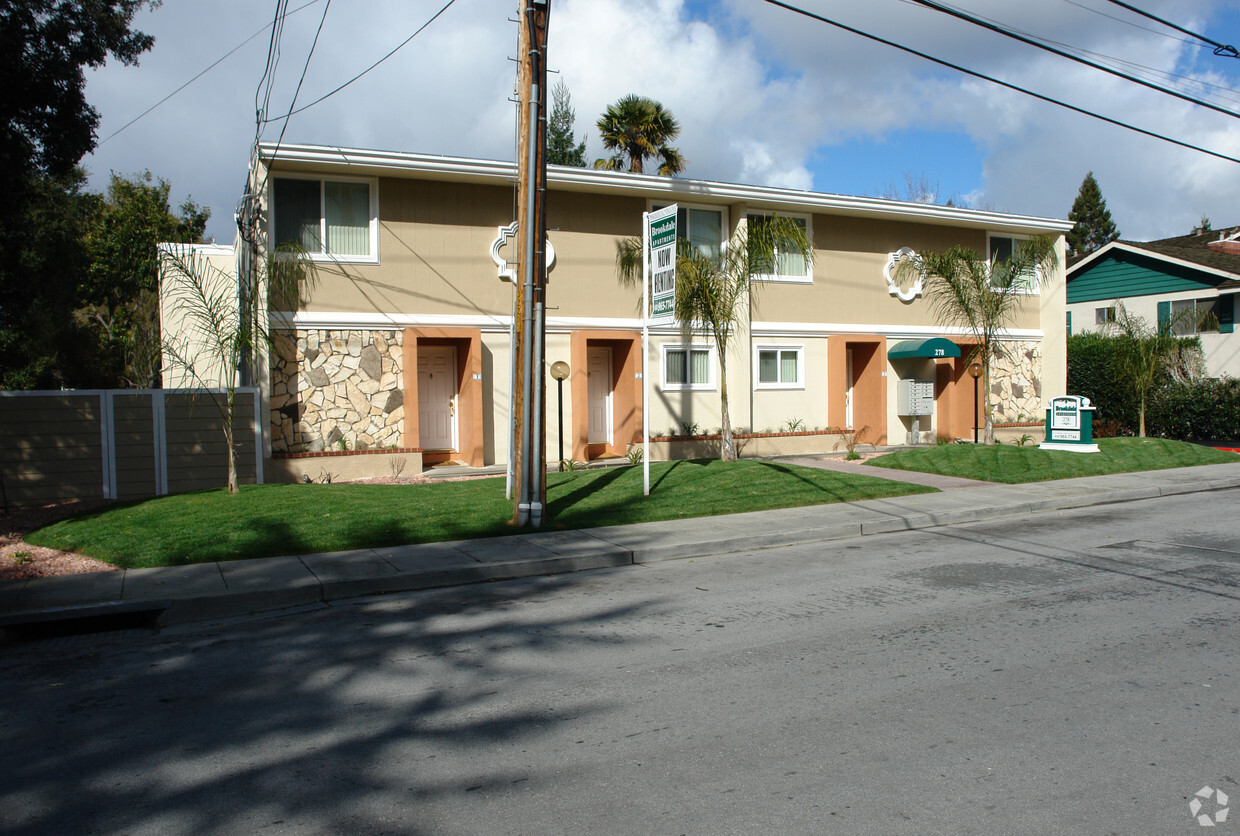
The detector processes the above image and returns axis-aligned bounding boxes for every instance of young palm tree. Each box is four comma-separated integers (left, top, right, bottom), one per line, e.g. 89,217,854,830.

899,236,1056,444
617,216,812,461
161,243,314,493
1104,302,1204,437
593,95,686,176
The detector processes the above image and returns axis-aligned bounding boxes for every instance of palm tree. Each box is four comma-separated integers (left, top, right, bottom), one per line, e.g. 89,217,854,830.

593,95,686,176
617,216,812,461
1104,302,1204,437
899,237,1057,444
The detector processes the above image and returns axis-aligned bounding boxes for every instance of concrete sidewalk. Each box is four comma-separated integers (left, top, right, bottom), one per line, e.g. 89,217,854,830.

3,461,1239,631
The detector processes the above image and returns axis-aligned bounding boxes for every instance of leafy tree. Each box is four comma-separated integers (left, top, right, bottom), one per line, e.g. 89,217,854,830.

79,171,209,387
1066,172,1119,258
617,217,813,461
593,95,686,175
900,237,1057,444
161,245,314,493
0,0,158,388
0,169,96,389
547,79,587,167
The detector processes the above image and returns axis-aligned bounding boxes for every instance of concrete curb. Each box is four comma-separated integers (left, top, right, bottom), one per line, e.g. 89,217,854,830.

4,463,1240,630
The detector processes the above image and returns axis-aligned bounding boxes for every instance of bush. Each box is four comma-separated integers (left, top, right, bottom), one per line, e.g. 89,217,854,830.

1146,377,1240,440
1066,332,1141,433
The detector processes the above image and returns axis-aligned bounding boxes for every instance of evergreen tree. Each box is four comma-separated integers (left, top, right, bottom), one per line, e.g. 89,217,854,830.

1066,172,1120,258
547,80,587,167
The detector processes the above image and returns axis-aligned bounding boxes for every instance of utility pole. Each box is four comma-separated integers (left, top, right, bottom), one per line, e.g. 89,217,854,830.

512,0,549,527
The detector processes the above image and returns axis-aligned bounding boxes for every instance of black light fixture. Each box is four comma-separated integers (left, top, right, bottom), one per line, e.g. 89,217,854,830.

550,361,570,469
967,361,983,443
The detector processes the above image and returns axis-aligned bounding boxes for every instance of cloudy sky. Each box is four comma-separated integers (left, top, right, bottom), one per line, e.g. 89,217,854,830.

82,0,1240,244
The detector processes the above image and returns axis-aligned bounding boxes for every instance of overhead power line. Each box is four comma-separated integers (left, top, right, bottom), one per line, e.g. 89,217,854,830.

1103,0,1239,58
98,0,325,146
260,0,458,123
760,0,1240,166
906,0,1240,120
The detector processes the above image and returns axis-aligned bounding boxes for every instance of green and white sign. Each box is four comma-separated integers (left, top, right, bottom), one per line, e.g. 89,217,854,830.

1040,395,1099,452
648,204,677,322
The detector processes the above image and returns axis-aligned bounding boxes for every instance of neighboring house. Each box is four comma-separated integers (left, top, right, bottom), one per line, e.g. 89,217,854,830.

162,142,1068,476
1067,227,1239,378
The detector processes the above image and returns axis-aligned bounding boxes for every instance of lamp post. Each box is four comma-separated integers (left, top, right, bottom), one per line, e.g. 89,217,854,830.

968,361,982,444
550,361,570,469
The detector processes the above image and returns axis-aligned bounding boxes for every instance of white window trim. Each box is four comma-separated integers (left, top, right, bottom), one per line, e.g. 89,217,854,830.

748,212,814,284
270,173,380,265
661,343,716,392
649,200,729,261
987,233,1041,295
753,343,805,390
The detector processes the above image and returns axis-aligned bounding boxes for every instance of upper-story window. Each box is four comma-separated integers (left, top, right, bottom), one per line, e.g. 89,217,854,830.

747,213,812,283
272,176,378,261
988,234,1039,293
653,203,725,262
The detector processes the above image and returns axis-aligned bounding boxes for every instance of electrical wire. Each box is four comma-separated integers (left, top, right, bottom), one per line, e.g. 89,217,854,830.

1102,0,1239,58
256,0,290,135
905,0,1240,119
256,0,333,199
760,0,1240,166
260,0,458,124
902,0,1240,106
99,0,325,146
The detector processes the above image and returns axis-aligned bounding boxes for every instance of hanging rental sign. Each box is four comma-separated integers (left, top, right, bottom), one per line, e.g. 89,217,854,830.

648,204,677,322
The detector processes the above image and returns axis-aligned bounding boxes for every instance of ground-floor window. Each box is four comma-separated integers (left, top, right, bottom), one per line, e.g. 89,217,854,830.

662,345,714,391
754,344,803,389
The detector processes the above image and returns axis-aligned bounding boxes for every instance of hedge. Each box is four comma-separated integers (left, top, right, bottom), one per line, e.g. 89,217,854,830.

1066,332,1225,438
1146,378,1240,440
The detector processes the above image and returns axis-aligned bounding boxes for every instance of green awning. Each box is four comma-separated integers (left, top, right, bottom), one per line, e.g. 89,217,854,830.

888,338,962,360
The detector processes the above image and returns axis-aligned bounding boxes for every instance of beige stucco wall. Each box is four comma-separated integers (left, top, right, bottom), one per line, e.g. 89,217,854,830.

251,155,1067,464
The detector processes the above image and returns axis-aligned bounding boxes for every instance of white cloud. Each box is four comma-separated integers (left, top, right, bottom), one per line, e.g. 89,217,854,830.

80,0,1240,243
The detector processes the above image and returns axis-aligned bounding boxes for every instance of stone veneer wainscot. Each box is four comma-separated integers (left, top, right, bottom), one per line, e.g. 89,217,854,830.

270,329,404,452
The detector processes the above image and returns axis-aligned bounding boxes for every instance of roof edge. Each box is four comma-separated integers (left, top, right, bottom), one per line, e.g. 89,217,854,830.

257,142,1070,234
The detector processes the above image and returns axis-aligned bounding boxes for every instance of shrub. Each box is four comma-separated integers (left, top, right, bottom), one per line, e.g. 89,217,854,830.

1146,377,1240,440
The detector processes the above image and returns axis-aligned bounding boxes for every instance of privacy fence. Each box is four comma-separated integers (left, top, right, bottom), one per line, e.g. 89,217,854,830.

0,388,262,505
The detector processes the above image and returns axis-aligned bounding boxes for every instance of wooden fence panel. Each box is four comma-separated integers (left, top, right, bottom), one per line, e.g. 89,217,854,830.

0,393,106,504
0,388,261,505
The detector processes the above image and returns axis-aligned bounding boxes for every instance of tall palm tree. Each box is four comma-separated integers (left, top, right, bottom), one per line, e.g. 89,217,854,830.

593,95,686,176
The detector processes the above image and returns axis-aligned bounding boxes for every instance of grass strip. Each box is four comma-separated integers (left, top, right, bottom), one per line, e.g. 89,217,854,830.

27,459,935,568
867,436,1239,484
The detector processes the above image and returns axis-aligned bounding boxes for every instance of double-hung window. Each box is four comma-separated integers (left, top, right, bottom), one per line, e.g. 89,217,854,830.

747,213,812,282
755,345,803,389
273,176,377,261
663,345,714,391
988,234,1039,293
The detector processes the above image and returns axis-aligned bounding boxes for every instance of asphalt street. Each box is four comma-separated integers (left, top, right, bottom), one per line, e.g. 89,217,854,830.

2,488,1239,834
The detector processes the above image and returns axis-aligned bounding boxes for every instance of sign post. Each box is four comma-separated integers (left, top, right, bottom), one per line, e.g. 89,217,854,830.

643,205,676,496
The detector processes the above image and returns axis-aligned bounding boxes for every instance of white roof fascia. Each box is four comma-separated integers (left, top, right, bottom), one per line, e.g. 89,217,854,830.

258,142,1070,235
1068,240,1240,284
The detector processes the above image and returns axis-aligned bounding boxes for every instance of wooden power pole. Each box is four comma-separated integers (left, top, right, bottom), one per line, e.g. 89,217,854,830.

512,0,549,526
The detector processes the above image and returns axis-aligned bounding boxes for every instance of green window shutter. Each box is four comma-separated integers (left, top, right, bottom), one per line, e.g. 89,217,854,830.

1066,311,1072,335
1218,293,1235,334
1157,300,1171,331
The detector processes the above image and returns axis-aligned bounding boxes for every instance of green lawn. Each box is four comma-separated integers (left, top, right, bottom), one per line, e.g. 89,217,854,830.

867,436,1240,484
28,459,935,569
